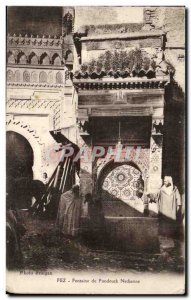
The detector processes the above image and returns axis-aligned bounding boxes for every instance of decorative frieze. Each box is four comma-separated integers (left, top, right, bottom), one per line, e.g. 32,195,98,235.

152,119,164,135
6,116,44,146
6,68,65,86
7,49,63,66
7,34,74,67
7,98,62,130
7,34,63,49
84,37,163,52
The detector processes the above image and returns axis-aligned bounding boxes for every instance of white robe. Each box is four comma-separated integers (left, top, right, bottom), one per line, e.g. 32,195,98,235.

158,186,181,220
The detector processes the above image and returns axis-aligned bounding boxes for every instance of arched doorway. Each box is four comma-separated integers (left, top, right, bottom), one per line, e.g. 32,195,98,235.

97,161,144,217
6,131,34,208
6,131,34,179
93,161,159,252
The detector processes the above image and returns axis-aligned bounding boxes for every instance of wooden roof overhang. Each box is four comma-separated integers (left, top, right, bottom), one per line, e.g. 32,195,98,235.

74,76,170,120
73,75,170,91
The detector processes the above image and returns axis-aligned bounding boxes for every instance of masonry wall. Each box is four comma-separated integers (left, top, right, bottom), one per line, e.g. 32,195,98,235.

144,7,185,192
144,6,185,90
7,7,62,36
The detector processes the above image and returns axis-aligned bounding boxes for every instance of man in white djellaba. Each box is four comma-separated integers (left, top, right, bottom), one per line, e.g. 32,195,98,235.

148,176,182,238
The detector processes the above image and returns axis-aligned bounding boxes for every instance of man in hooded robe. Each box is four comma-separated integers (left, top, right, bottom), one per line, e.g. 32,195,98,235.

157,176,182,238
56,185,81,237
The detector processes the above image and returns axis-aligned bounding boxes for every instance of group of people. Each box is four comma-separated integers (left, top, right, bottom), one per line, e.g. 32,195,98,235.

56,176,184,242
56,185,104,239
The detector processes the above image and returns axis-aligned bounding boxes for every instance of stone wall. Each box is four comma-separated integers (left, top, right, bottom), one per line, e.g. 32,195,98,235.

6,6,77,183
7,7,62,36
144,7,185,90
6,75,78,182
144,7,185,46
143,7,185,191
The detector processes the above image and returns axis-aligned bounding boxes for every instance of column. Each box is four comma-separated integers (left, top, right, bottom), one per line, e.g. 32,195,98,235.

77,120,93,220
148,108,164,194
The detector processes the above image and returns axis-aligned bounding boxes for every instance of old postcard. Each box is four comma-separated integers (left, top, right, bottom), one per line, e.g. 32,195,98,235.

6,6,186,294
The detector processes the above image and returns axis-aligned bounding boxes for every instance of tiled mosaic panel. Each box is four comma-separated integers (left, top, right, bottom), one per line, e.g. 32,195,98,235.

96,148,150,179
102,164,141,202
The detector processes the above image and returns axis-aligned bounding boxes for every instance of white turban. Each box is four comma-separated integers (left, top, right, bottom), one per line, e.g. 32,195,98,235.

163,176,174,195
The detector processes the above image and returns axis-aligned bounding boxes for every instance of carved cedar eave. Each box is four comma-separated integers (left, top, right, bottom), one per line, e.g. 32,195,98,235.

73,76,170,91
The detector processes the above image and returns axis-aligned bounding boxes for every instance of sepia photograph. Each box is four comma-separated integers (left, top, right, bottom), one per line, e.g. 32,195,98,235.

5,5,186,294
